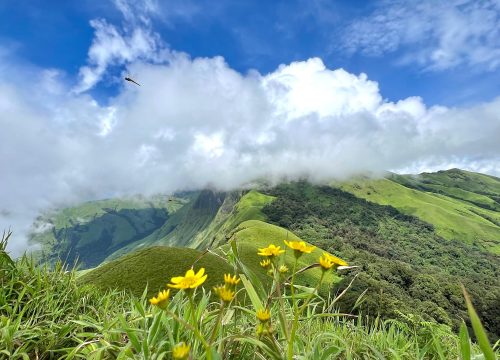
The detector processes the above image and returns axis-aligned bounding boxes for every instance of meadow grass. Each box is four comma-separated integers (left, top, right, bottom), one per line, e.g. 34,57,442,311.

225,220,338,295
78,246,234,298
80,218,338,298
338,178,500,254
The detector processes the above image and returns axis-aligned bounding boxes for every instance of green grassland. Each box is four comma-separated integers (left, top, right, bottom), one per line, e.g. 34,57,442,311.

78,246,233,297
338,175,500,254
394,168,500,196
227,220,337,294
390,168,500,210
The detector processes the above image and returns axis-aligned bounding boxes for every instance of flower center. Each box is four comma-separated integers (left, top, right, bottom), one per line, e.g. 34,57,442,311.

181,276,197,287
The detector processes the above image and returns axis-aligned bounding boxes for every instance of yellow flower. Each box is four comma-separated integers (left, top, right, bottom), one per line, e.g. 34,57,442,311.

149,289,170,308
284,240,315,256
324,253,348,267
256,308,271,322
257,244,285,257
319,254,334,271
214,285,235,303
172,342,190,359
224,274,240,288
278,265,289,274
260,259,271,268
168,268,207,290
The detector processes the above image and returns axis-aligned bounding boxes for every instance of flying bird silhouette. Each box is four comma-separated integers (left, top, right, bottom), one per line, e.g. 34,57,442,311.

124,77,141,86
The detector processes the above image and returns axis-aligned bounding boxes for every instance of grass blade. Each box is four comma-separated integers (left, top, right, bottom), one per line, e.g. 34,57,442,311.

459,322,471,360
239,274,263,311
461,285,495,360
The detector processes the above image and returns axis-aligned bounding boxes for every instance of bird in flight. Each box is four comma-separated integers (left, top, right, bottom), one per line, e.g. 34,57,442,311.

124,77,141,86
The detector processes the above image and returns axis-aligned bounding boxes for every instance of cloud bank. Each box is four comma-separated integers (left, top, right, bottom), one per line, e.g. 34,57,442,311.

1,5,500,255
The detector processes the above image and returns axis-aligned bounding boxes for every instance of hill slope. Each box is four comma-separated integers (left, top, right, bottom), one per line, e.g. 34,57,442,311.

227,219,338,293
104,190,227,261
338,169,500,254
78,246,234,297
30,195,176,268
31,191,230,268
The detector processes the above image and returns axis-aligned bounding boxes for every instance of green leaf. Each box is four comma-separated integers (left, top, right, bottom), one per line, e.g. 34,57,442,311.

147,311,163,346
239,274,263,311
209,346,222,360
459,322,471,360
461,285,495,360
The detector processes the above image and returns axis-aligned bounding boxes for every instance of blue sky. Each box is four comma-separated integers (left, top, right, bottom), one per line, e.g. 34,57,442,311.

1,0,499,106
1,0,500,254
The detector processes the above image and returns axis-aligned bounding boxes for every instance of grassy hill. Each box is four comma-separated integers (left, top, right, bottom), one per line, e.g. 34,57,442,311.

391,169,500,210
79,219,339,298
28,169,500,339
226,220,337,294
78,246,234,297
338,169,500,254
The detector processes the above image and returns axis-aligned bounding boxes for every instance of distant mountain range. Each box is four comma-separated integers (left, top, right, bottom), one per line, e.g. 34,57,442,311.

31,168,500,267
29,169,500,338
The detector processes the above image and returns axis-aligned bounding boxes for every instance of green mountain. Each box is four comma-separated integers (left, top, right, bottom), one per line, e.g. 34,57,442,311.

30,169,500,339
30,195,176,268
30,190,230,267
78,191,337,298
338,169,500,254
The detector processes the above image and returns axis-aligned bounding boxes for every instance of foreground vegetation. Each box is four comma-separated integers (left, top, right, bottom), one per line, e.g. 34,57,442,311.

2,231,498,359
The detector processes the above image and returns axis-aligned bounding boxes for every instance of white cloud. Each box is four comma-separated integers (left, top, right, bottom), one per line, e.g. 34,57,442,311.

74,0,204,93
1,50,500,256
74,18,167,93
113,0,159,25
342,0,500,71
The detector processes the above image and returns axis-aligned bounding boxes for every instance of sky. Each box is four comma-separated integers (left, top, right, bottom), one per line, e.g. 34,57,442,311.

0,0,499,254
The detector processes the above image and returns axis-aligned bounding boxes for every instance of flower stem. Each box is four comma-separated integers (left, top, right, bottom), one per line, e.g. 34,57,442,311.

275,269,289,341
187,293,212,359
299,271,325,314
287,258,298,360
209,302,225,344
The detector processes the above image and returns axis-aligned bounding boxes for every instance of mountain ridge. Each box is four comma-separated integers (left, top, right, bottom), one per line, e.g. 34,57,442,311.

28,168,500,338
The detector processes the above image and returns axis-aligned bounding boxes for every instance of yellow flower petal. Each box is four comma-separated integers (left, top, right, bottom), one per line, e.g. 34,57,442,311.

324,253,348,266
185,268,195,277
172,342,190,359
170,276,184,284
256,308,271,322
168,267,208,290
